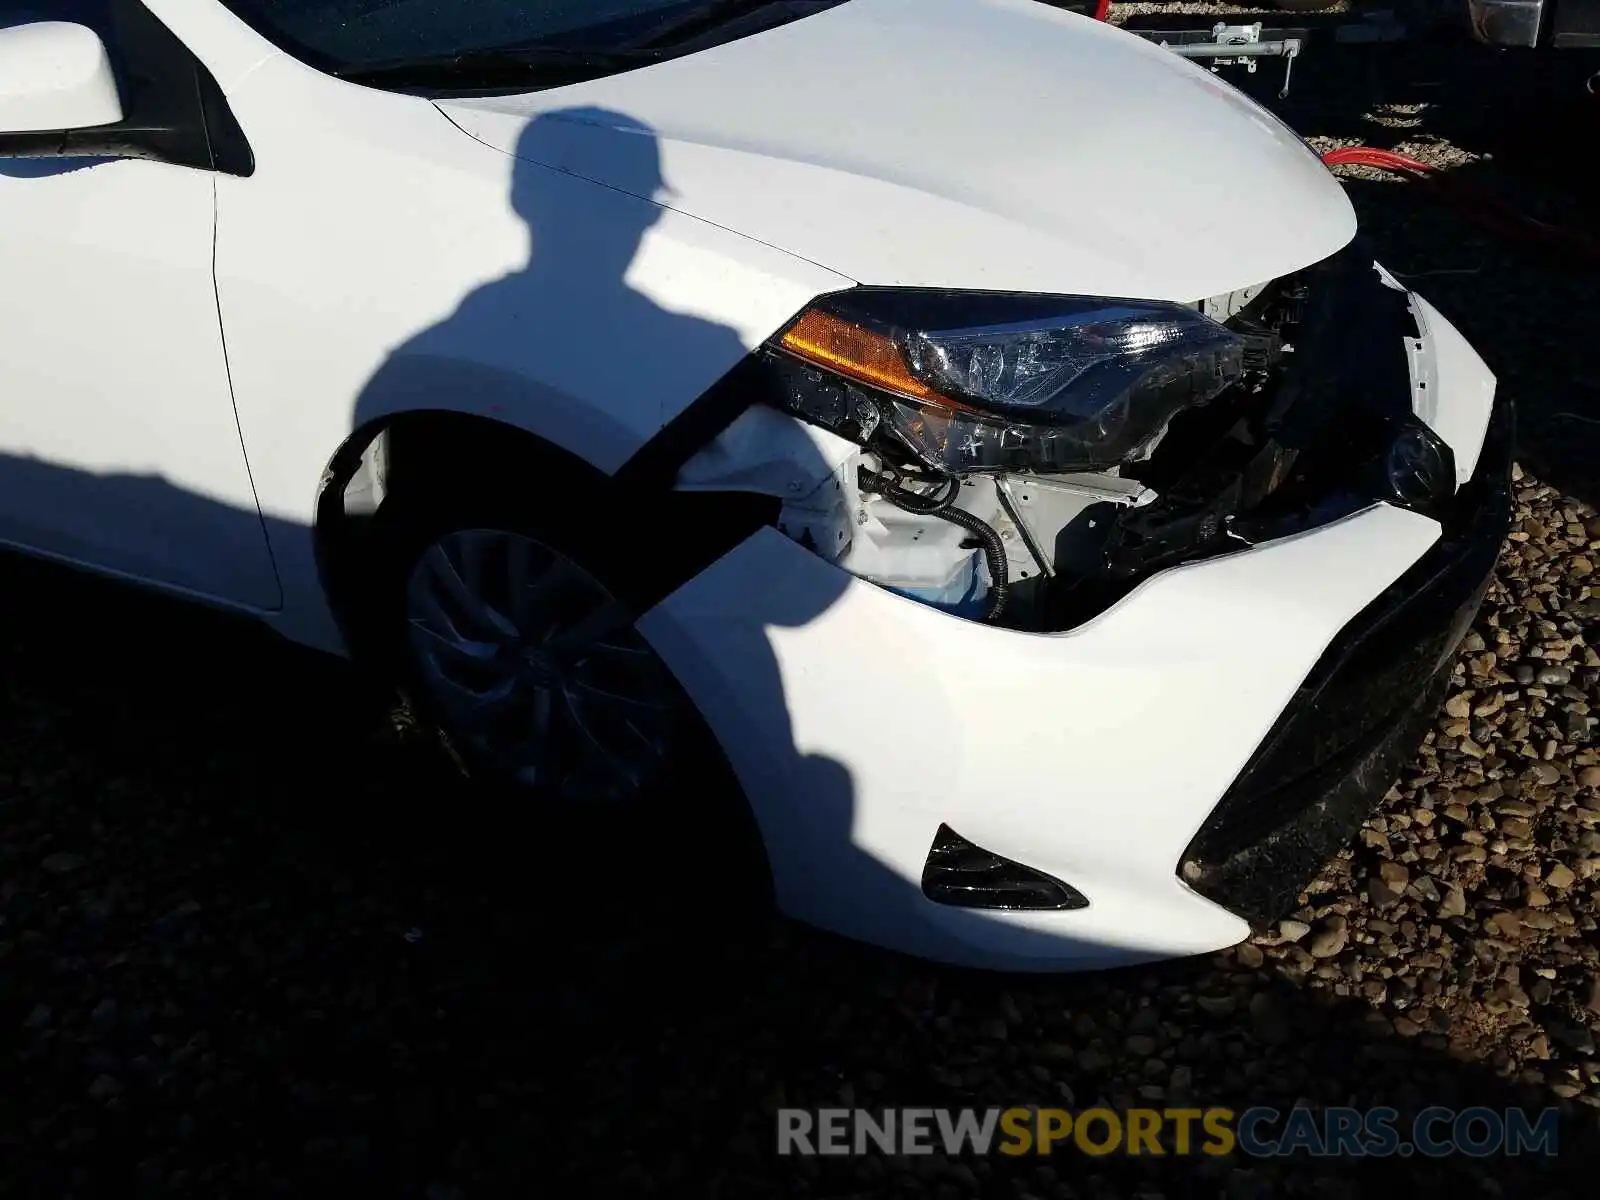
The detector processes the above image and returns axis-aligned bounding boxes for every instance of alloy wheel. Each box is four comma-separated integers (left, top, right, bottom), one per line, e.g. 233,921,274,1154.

403,528,678,800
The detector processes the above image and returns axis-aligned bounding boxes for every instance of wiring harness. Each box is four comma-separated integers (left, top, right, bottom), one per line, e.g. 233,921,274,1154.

857,465,1012,623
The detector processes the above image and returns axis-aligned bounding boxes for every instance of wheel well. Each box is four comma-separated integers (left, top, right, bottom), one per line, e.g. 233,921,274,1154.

317,407,781,656
315,411,603,640
314,410,776,897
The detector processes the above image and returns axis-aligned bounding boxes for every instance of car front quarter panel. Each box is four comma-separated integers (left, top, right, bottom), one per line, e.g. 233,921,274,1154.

200,48,848,649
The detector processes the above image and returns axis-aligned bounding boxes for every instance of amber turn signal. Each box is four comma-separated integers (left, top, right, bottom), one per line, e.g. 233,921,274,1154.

778,308,941,403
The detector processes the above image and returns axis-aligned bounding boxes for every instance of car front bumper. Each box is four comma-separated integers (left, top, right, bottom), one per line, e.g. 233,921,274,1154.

1181,393,1513,927
639,275,1506,973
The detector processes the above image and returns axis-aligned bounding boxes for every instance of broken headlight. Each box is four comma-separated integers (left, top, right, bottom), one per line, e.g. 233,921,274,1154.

765,288,1245,475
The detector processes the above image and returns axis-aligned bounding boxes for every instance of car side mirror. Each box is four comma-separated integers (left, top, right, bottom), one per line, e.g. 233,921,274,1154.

0,21,124,134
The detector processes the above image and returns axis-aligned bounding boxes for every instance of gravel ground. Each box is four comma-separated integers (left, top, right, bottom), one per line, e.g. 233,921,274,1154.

5,19,1600,1200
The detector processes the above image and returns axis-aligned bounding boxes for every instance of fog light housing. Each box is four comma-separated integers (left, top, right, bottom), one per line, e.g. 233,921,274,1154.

920,825,1088,911
1386,424,1455,511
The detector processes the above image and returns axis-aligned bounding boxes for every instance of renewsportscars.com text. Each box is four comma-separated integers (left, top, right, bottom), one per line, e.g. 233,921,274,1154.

777,1105,1560,1158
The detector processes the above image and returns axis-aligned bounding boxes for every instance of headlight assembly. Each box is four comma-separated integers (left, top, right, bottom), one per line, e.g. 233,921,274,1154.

763,287,1245,475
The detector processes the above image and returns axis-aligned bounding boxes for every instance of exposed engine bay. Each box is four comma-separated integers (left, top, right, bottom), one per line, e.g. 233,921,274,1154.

678,244,1439,633
773,277,1296,632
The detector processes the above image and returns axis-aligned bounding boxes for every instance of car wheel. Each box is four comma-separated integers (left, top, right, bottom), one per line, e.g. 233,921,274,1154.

364,482,699,806
351,458,775,913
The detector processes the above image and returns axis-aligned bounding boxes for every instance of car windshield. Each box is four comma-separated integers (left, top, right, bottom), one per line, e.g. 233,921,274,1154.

215,0,829,76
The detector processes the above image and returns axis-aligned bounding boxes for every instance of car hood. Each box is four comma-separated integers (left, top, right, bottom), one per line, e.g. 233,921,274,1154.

435,0,1355,303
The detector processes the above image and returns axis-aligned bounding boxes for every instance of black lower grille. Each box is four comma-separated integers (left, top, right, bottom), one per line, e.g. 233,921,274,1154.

1181,396,1515,927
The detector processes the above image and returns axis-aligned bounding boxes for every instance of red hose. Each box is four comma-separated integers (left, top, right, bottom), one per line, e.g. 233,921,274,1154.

1319,145,1600,266
1093,0,1112,20
1319,146,1436,173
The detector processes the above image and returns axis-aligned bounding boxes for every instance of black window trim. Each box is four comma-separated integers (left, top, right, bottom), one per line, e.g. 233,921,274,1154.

0,0,254,177
194,0,708,81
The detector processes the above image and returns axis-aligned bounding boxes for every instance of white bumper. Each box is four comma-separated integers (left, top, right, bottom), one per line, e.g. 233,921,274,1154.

638,292,1497,972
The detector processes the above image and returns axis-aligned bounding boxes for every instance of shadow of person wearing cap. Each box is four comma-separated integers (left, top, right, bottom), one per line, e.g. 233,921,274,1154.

346,107,881,959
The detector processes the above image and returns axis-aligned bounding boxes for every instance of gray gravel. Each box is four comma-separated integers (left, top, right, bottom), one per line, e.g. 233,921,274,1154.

4,20,1600,1200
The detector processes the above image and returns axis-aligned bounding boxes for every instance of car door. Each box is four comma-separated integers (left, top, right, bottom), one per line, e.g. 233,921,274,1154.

0,0,279,608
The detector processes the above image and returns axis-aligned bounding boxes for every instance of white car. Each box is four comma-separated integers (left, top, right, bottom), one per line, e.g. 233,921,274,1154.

0,0,1509,971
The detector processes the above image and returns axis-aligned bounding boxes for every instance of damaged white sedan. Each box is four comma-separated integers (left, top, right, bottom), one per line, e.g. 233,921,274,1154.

0,0,1509,970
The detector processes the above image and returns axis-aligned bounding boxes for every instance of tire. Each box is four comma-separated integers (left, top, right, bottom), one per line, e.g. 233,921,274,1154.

354,464,772,901
374,502,672,782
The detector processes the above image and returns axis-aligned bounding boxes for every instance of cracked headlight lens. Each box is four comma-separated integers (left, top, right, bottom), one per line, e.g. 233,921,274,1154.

766,287,1245,474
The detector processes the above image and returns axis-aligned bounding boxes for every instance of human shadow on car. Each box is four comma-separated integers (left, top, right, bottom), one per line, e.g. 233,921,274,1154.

340,107,1166,971
0,108,1598,1196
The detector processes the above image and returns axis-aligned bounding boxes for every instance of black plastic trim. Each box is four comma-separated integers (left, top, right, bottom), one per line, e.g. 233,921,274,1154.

1179,396,1515,928
194,55,255,177
921,824,1089,911
0,0,254,177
